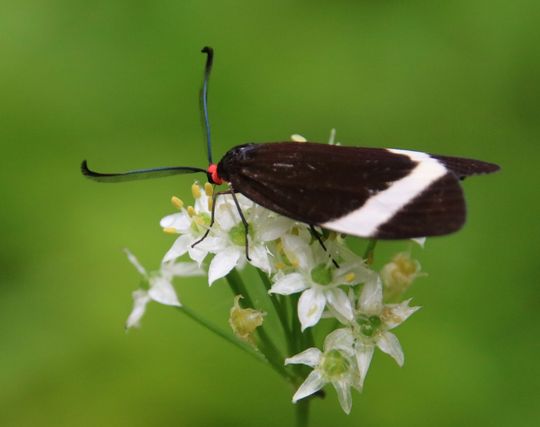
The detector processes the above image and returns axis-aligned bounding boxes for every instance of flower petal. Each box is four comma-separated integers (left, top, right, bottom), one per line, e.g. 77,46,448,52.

298,288,326,330
354,342,374,388
377,331,404,366
124,249,147,277
285,347,322,367
269,273,307,295
164,261,205,277
233,193,253,211
384,299,421,330
335,261,373,286
325,288,354,322
281,234,313,271
162,235,192,263
248,244,272,273
332,379,353,414
148,276,181,306
187,244,209,266
257,215,294,242
193,235,225,255
194,192,210,213
208,249,241,286
126,290,151,329
411,237,426,247
358,276,383,315
324,328,355,356
215,199,241,230
160,212,190,232
292,370,326,403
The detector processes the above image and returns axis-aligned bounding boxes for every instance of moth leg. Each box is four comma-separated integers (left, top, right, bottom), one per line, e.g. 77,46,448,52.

229,191,251,261
309,225,339,268
191,189,233,249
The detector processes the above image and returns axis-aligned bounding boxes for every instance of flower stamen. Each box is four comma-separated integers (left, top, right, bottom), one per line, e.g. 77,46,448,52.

345,272,356,283
204,182,213,197
171,196,183,209
191,183,201,199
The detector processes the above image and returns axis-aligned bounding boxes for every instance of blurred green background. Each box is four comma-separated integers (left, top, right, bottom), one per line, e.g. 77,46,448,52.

1,1,539,426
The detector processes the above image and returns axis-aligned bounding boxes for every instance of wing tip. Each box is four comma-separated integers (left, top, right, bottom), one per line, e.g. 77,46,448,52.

434,155,501,178
483,161,501,174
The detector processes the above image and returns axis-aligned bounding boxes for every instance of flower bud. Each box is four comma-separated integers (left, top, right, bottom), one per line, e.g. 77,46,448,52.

228,295,265,345
380,252,425,299
290,133,307,142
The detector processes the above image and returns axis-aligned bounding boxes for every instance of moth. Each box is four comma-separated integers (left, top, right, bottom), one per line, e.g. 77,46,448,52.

82,47,499,243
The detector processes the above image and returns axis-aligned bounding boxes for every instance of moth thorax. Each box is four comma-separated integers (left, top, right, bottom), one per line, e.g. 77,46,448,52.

207,163,224,185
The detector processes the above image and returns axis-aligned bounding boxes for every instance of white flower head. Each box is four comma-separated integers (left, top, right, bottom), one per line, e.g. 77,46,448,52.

270,236,372,330
124,249,203,329
160,182,215,265
347,275,421,386
286,329,361,414
161,181,297,285
206,194,295,285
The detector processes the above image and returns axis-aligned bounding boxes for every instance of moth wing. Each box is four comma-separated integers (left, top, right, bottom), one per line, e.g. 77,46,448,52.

225,142,468,238
365,173,466,238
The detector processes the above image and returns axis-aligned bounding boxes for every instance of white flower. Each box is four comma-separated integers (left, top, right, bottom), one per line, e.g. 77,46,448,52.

160,183,215,265
270,236,372,330
161,183,294,285
345,276,421,386
285,329,362,414
206,195,294,285
124,249,203,329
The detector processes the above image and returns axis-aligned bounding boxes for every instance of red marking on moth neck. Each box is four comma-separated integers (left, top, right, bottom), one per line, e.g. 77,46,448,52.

207,164,224,185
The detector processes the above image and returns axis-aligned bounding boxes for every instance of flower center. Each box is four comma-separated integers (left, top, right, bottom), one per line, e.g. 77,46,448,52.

310,263,333,285
356,315,382,337
228,223,254,247
321,349,350,377
191,212,211,233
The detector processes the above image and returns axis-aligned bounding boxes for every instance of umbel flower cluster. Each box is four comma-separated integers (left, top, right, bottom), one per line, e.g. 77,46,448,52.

125,175,426,415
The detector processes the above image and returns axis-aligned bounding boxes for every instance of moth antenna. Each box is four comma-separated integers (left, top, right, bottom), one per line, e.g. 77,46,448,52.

81,160,206,183
200,46,214,165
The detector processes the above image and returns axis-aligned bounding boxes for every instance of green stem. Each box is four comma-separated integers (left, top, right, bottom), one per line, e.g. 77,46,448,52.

288,293,307,379
176,305,266,365
295,399,310,427
256,269,294,355
363,239,378,265
290,293,302,353
226,268,256,307
303,326,316,349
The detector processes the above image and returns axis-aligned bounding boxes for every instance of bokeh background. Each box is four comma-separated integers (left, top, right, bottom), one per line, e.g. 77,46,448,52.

1,1,539,426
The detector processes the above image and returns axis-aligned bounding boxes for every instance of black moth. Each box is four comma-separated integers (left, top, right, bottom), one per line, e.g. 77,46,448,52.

82,46,499,246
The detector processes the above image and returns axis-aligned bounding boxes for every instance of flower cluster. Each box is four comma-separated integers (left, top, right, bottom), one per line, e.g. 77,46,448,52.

124,135,426,415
